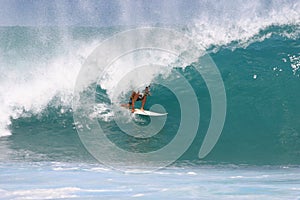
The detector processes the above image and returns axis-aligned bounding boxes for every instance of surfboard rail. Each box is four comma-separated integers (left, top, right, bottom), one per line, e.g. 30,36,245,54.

134,108,167,116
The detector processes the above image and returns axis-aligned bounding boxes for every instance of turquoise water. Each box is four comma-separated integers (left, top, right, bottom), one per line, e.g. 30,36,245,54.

1,25,299,165
1,1,300,199
1,162,299,199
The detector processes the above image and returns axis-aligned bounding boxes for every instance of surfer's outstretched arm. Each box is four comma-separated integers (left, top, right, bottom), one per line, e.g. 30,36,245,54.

121,103,130,108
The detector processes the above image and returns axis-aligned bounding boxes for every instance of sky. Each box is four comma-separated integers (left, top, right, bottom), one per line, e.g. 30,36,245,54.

2,0,298,27
0,0,202,26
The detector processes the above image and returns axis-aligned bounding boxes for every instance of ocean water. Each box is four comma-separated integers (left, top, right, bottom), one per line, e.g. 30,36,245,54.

1,1,300,199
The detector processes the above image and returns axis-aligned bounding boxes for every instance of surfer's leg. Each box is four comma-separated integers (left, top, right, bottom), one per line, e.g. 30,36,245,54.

131,92,139,113
121,91,136,110
126,91,136,110
140,96,147,111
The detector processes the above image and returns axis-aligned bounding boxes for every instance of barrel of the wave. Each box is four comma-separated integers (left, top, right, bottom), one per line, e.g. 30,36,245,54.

73,27,226,172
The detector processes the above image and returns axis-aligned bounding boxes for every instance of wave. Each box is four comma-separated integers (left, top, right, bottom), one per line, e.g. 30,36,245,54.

1,24,299,137
0,0,300,165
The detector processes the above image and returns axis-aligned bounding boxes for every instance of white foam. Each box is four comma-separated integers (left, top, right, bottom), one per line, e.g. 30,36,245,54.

132,193,145,197
0,187,130,199
99,50,176,102
187,171,197,175
0,187,80,200
188,0,300,50
0,40,100,137
89,103,114,122
288,53,300,75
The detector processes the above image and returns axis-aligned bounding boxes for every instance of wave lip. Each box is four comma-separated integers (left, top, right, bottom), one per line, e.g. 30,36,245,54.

189,0,300,50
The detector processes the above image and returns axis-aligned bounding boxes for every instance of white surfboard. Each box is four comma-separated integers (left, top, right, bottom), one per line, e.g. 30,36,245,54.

134,109,168,116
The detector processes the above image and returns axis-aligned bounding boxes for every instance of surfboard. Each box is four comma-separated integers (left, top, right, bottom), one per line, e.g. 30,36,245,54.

133,108,168,116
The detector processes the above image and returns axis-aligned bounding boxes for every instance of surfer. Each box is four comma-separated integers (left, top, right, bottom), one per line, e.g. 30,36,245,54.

122,86,151,113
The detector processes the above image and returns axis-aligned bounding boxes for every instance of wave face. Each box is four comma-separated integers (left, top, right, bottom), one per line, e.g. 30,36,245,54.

0,0,300,165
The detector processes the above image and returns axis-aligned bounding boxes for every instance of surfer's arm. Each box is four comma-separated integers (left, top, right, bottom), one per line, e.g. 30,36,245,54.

142,89,151,96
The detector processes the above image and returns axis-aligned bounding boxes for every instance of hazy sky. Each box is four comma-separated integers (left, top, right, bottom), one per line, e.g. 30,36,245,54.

0,0,202,26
